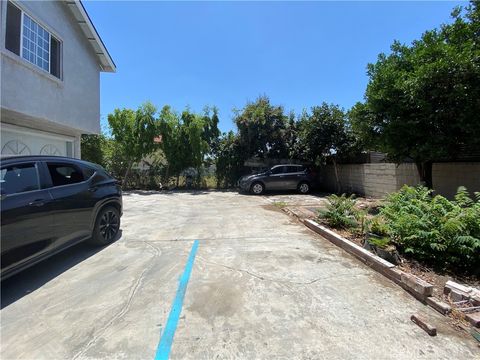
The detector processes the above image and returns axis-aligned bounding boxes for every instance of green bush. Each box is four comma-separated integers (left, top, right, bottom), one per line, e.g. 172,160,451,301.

319,194,359,229
368,236,391,249
380,185,480,274
368,216,389,236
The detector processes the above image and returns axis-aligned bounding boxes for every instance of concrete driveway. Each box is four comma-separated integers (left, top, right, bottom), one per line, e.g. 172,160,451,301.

1,191,478,359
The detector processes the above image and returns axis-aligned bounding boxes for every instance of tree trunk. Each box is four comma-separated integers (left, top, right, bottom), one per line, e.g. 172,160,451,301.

196,167,202,189
332,158,342,194
165,165,170,190
122,160,134,188
176,175,180,187
415,161,433,189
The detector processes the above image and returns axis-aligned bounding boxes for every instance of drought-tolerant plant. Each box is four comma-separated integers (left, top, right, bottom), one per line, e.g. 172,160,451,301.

319,194,359,229
380,185,480,274
368,236,391,249
367,216,389,237
355,209,368,235
273,201,288,208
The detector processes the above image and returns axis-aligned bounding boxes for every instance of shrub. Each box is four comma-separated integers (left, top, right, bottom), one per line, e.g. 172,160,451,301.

319,194,359,229
368,236,391,249
380,185,480,274
368,216,389,236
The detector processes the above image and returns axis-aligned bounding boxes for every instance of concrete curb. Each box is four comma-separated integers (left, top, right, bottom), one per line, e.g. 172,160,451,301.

425,297,451,315
302,219,434,304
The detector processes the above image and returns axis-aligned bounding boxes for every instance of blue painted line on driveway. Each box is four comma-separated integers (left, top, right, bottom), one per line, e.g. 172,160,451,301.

154,240,199,360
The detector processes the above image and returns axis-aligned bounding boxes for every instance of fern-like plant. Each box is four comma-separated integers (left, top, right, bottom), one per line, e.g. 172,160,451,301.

380,185,480,274
319,194,359,229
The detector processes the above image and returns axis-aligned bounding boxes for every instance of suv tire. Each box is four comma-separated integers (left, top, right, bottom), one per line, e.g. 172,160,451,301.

250,182,265,195
89,206,120,246
298,181,310,194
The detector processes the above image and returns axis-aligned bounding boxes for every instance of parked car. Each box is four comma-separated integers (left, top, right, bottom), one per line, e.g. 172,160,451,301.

238,164,316,195
0,155,122,280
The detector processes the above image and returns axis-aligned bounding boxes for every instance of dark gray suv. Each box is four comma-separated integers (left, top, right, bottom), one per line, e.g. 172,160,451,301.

1,155,122,280
238,164,315,195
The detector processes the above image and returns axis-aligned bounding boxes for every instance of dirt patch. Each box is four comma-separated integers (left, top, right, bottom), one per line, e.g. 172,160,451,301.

261,204,285,213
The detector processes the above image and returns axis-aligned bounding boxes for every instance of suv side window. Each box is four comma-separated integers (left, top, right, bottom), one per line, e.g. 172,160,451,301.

0,163,40,195
80,165,95,180
271,166,285,175
285,166,301,173
47,163,84,187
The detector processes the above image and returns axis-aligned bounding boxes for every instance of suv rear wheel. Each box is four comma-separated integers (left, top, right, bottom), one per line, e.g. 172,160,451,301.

250,182,265,195
298,181,310,194
89,206,120,245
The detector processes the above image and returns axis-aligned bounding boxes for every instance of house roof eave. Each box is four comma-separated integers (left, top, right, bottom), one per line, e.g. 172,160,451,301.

64,0,116,73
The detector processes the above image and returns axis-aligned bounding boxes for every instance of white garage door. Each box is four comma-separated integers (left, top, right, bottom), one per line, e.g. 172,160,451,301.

1,125,74,157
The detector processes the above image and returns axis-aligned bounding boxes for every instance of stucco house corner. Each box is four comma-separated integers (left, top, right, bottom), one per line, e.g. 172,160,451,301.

0,0,115,159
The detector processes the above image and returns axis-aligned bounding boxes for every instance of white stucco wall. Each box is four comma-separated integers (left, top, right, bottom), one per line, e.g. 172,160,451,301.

0,0,101,134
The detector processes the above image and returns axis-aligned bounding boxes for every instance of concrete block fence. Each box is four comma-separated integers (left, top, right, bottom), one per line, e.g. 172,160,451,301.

321,162,480,199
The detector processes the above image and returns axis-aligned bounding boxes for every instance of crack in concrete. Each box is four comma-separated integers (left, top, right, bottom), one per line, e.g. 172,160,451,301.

126,235,311,243
71,242,159,360
197,257,362,286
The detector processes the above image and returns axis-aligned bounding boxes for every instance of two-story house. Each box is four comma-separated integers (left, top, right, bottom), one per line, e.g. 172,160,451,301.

0,0,115,159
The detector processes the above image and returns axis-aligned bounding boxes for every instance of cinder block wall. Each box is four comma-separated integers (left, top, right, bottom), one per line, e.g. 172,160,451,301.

433,162,480,199
321,162,479,199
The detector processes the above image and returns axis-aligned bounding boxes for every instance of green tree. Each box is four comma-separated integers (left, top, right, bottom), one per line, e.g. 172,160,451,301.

233,96,289,159
107,102,159,186
215,131,245,188
202,106,221,158
81,133,108,167
157,106,186,186
285,111,299,160
352,1,480,188
181,109,209,180
297,103,356,192
158,106,218,187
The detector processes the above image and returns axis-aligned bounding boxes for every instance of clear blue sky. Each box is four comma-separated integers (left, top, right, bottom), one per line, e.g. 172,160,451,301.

83,1,463,133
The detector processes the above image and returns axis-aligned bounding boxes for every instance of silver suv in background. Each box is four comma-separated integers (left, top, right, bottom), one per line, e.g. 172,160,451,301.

238,164,316,195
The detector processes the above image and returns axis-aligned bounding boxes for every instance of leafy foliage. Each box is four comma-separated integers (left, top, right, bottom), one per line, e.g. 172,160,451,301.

380,185,480,273
319,194,360,229
84,96,363,190
157,106,220,186
215,131,245,188
351,1,480,187
156,106,186,184
296,103,357,165
296,103,362,193
107,102,159,185
201,106,221,158
80,134,108,168
233,96,290,159
368,236,391,249
368,216,389,237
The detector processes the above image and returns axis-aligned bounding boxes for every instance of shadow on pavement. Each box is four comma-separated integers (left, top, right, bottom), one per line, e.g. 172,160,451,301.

0,232,121,310
122,189,330,198
239,190,330,197
123,189,237,196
